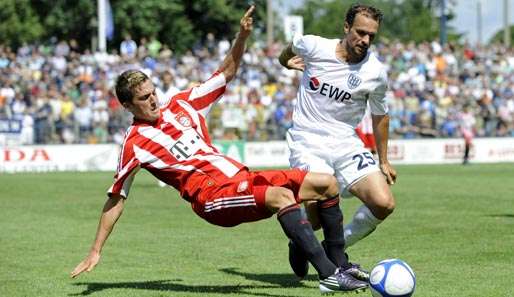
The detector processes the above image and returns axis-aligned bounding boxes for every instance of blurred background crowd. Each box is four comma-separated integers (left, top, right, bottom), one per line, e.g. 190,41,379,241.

1,36,513,145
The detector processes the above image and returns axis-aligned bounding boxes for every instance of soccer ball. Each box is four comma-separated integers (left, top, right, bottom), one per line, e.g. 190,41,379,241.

369,259,416,297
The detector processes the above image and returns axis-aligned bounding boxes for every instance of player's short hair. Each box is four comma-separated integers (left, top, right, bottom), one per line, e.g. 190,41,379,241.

345,3,383,27
115,70,149,104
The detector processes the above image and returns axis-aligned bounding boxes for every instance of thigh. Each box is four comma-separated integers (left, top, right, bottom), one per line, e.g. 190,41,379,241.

297,171,337,201
333,145,380,198
349,171,393,208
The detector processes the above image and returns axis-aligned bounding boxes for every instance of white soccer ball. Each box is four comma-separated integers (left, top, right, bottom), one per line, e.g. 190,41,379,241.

369,259,416,297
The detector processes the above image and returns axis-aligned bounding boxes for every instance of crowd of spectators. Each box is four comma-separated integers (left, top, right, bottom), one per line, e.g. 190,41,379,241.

0,35,513,145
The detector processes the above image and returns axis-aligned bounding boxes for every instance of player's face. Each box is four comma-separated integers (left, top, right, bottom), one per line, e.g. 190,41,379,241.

344,13,379,59
124,79,160,123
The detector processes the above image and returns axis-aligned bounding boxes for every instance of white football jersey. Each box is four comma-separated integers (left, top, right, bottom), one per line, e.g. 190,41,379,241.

290,34,388,138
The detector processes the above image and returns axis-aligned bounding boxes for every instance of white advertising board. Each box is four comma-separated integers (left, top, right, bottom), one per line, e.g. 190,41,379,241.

243,138,514,167
0,144,119,173
245,141,290,167
387,138,514,164
1,138,513,173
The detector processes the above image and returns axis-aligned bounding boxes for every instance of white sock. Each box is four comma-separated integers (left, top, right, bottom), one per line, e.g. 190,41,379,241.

344,204,382,248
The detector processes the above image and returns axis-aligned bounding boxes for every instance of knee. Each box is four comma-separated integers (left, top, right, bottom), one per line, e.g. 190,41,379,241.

266,187,297,212
370,194,395,219
382,197,395,216
318,174,339,199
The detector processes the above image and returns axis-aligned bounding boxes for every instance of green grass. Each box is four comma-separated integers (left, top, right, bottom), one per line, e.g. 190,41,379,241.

1,163,513,297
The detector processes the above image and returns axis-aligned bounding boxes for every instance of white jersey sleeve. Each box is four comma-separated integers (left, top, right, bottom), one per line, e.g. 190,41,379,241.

368,66,389,115
292,35,321,59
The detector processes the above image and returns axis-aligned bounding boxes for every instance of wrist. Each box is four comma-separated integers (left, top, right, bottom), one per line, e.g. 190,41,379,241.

89,249,100,257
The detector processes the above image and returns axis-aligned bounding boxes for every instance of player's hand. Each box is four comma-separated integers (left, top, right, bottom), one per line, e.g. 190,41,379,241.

287,55,305,71
70,251,100,278
239,5,255,38
380,162,397,185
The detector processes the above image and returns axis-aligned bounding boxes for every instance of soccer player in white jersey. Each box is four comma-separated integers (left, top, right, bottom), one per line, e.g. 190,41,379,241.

70,6,369,293
458,104,475,164
278,3,397,278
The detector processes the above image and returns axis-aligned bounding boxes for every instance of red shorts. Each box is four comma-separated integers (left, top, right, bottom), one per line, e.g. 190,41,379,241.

192,168,307,227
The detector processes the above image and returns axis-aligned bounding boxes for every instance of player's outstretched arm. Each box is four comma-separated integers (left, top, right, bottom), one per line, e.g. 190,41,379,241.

218,5,255,83
70,194,125,278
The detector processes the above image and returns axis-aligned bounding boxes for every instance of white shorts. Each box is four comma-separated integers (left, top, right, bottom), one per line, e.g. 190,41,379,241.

286,129,380,197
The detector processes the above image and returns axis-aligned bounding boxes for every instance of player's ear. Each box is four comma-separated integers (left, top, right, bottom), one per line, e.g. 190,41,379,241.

122,101,131,109
344,22,350,34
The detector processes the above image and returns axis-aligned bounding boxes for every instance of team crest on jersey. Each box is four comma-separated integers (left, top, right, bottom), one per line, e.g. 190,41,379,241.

347,74,362,89
237,180,248,193
309,77,320,90
175,112,192,127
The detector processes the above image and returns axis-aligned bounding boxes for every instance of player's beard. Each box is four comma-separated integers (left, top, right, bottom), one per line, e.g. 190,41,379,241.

342,38,367,62
350,44,368,61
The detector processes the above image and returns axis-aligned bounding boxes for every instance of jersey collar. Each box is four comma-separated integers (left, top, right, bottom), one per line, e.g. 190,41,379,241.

132,109,163,127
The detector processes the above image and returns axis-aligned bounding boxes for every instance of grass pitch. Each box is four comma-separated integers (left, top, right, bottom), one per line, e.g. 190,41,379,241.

1,163,513,297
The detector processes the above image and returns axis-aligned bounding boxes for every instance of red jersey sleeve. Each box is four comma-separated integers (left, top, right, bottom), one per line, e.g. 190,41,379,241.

168,71,226,117
107,127,141,198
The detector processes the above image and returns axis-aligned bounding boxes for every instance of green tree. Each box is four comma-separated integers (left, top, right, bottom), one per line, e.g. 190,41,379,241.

30,0,96,47
113,0,194,53
183,0,266,38
4,0,266,53
112,0,266,54
0,0,43,48
490,25,514,45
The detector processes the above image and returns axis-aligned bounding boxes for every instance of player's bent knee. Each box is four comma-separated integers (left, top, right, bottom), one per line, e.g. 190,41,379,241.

381,197,395,216
324,174,339,197
370,194,395,219
308,173,338,199
265,187,297,212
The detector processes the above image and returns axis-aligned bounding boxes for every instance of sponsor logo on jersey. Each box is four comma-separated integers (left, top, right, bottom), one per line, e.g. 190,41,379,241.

309,77,320,90
347,73,362,89
307,76,353,103
175,112,192,127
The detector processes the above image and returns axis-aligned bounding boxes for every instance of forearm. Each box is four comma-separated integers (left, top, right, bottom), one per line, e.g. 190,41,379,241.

90,196,124,253
219,34,248,82
219,5,254,82
278,44,295,68
372,114,390,164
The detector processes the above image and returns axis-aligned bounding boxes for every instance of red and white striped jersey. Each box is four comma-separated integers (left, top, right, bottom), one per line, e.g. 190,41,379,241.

108,72,246,201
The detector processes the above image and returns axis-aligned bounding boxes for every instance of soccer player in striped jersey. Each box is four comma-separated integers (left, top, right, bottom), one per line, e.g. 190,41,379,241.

70,6,367,293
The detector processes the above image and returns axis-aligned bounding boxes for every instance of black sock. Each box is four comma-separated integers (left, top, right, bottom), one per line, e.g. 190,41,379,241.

464,144,470,161
277,204,336,279
318,195,351,270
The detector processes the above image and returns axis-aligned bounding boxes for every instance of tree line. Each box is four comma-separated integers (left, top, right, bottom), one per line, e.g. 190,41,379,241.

2,0,493,54
0,0,266,53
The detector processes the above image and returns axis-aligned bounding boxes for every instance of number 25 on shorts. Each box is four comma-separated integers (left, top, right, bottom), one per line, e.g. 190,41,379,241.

352,152,376,170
